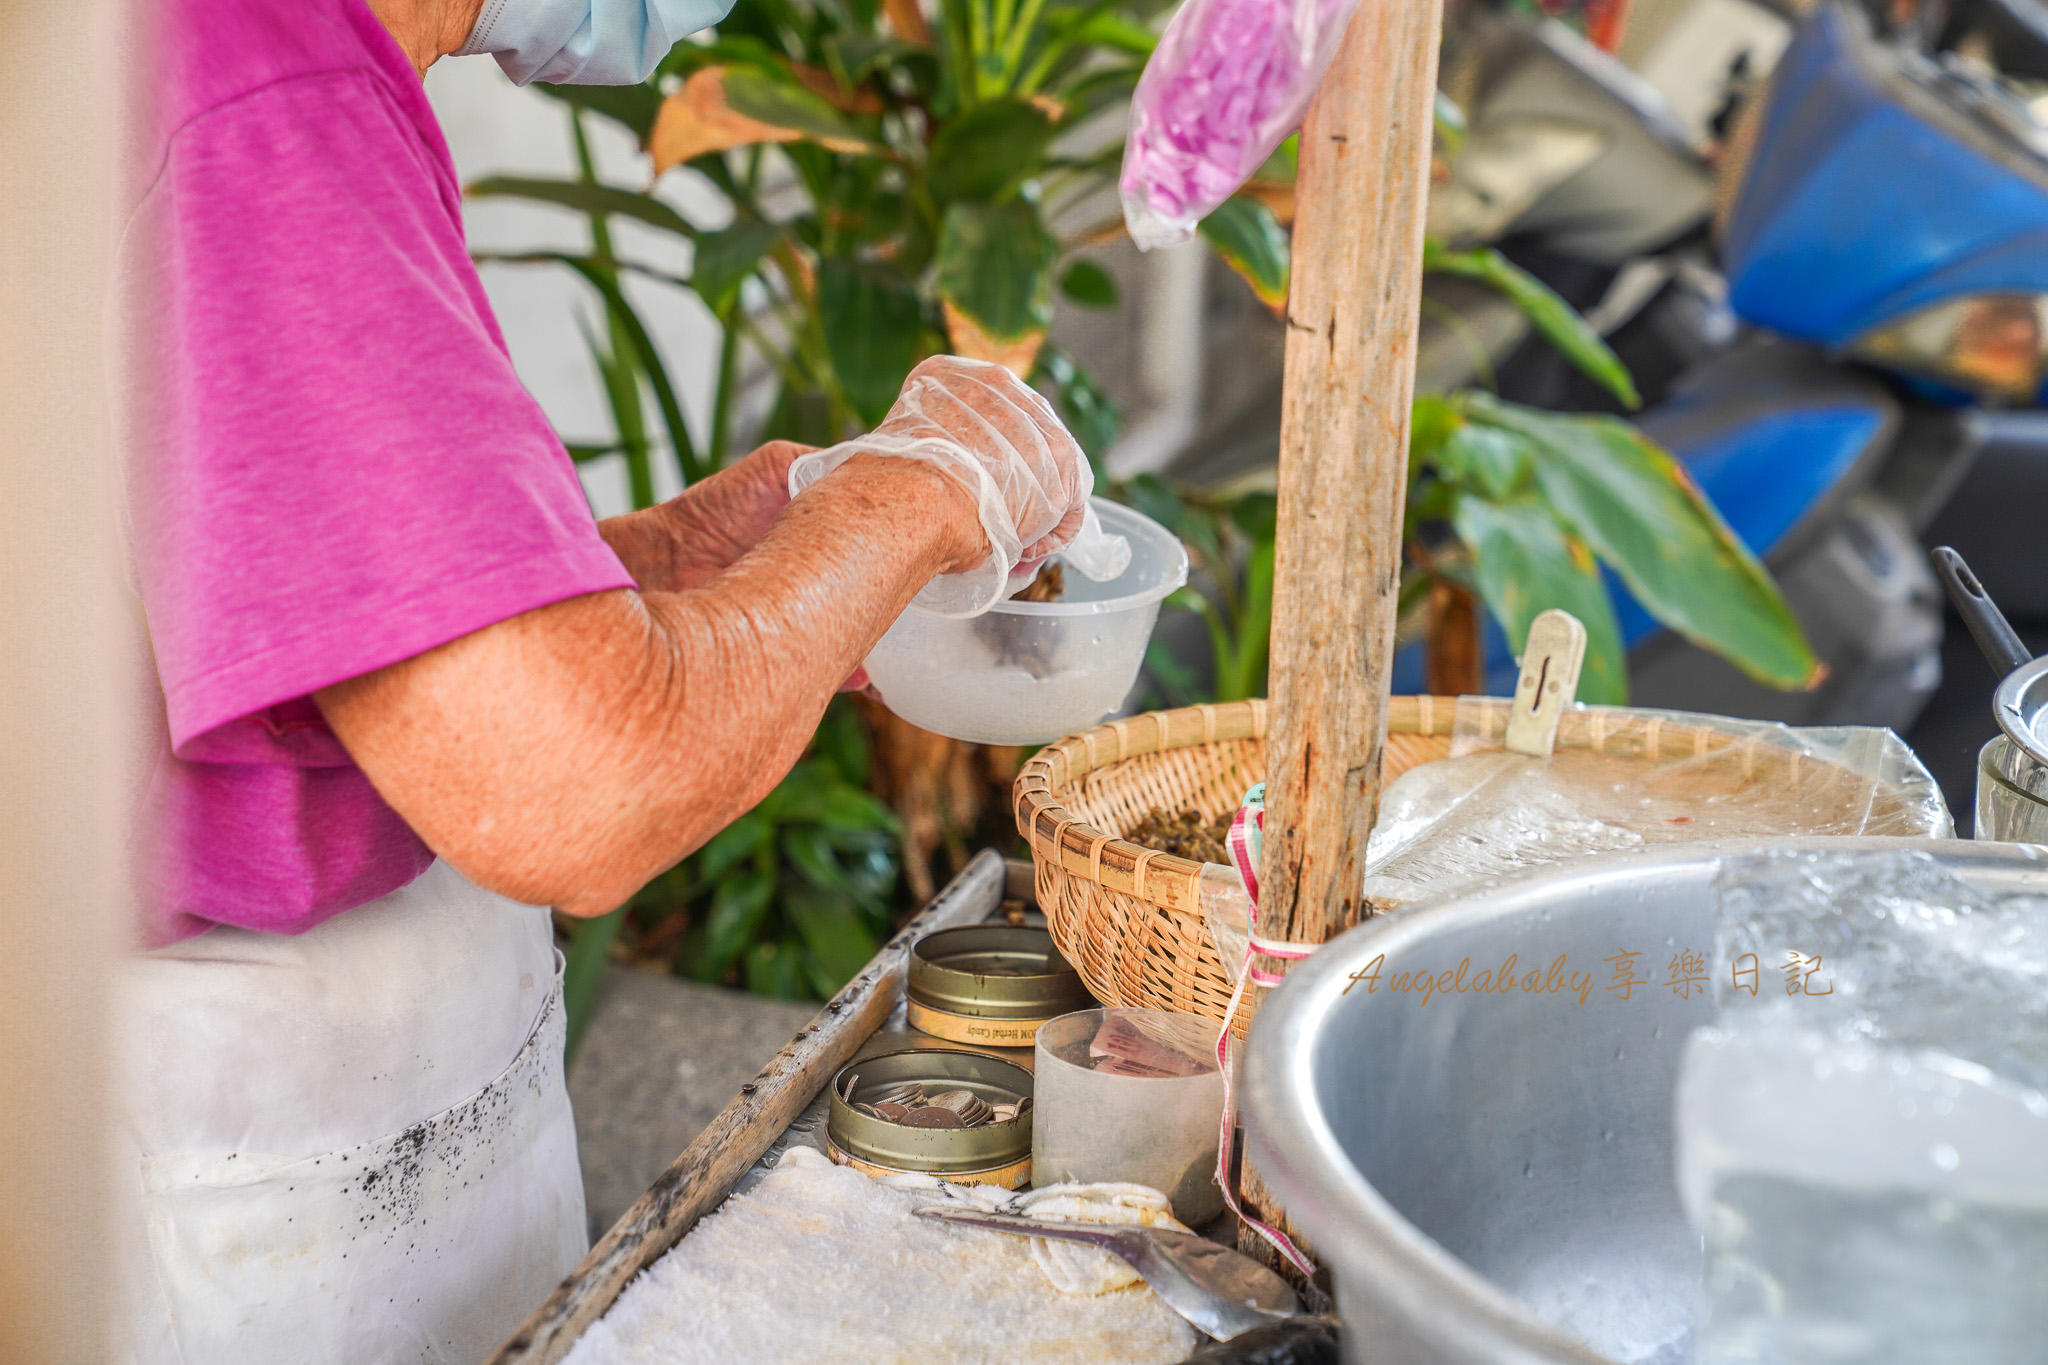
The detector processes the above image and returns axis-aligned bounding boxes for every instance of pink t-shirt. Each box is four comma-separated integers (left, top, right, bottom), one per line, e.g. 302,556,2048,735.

127,0,636,945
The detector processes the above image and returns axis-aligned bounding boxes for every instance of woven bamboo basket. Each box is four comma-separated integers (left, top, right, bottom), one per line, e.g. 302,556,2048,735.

1013,695,1934,1026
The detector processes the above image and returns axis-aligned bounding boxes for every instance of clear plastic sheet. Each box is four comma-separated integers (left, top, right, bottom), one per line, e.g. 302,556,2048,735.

1204,698,1952,980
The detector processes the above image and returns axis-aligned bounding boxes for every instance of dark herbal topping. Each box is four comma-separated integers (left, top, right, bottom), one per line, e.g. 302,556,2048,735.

1014,561,1066,603
1125,808,1233,864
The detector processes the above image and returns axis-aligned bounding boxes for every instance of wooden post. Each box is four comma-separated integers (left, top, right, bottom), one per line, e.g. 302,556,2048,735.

1244,0,1445,1270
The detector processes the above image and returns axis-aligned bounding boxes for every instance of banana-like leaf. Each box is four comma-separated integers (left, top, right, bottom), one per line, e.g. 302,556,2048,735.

937,200,1058,342
827,33,930,88
1452,491,1628,704
693,217,782,313
1033,345,1121,459
1466,393,1822,690
926,100,1054,204
700,868,776,980
746,938,811,999
1198,195,1289,307
785,881,880,990
1425,242,1639,409
818,258,923,426
722,64,879,154
1058,259,1119,308
465,176,696,238
534,82,664,143
1433,418,1534,500
694,810,772,887
1063,10,1158,55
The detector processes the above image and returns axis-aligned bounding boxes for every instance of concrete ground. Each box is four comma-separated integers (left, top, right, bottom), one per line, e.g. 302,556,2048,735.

567,966,818,1238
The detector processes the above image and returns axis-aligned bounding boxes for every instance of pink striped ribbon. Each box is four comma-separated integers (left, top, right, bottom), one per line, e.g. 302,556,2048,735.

1213,782,1319,1279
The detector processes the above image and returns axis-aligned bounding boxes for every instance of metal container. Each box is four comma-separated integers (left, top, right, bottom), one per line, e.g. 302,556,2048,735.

1242,838,2048,1365
1977,735,2048,843
826,1049,1034,1188
905,925,1090,1047
1995,653,2048,771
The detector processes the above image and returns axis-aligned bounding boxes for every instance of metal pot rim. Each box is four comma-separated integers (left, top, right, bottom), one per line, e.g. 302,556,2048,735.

1995,654,2048,769
1241,836,2048,1364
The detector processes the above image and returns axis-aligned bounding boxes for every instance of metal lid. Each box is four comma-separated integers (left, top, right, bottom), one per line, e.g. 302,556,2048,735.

907,925,1089,1020
1995,654,2048,771
827,1049,1034,1174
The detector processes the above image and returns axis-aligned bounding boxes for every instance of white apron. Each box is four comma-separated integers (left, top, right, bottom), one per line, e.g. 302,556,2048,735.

119,860,589,1365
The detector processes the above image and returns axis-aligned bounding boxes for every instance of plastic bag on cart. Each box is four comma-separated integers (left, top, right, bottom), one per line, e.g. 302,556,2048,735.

1119,0,1365,249
1204,697,1953,981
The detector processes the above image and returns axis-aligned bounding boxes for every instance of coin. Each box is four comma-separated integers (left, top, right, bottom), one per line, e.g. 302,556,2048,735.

903,1106,965,1129
872,1101,910,1122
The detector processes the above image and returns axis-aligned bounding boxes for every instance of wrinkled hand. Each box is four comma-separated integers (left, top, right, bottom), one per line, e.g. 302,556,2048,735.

788,356,1094,616
598,440,812,595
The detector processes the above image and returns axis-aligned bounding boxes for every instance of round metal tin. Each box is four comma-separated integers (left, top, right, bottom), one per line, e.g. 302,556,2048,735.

907,925,1088,1023
824,1141,1033,1189
904,998,1051,1047
827,1049,1033,1179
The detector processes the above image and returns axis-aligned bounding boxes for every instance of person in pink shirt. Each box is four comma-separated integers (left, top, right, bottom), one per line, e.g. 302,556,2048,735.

121,0,1093,1358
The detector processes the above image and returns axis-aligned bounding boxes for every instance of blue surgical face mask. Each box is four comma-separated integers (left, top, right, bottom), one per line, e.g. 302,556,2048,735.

459,0,737,86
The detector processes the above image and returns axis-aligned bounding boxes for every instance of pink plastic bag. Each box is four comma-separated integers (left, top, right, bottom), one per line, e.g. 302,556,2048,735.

1119,0,1364,249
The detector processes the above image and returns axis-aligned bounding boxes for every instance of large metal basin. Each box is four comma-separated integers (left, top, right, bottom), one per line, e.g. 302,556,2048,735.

1242,838,2048,1365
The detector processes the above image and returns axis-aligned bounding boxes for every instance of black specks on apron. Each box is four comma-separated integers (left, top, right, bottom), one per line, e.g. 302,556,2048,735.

342,990,558,1245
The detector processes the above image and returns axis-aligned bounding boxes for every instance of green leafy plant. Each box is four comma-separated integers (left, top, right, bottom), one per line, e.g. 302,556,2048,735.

1128,129,1818,708
485,0,1269,1044
468,0,1292,454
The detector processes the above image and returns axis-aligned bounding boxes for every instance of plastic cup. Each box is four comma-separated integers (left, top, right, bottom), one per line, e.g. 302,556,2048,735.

1031,1007,1225,1223
861,498,1189,746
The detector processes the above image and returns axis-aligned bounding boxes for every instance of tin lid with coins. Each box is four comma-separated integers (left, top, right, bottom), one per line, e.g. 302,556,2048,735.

906,925,1091,1046
827,1049,1034,1185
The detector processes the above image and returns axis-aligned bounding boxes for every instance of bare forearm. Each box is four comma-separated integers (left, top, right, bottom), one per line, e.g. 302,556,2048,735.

319,456,978,915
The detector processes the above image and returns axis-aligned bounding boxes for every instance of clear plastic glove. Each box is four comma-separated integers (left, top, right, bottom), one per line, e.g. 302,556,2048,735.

787,356,1130,617
1119,0,1364,249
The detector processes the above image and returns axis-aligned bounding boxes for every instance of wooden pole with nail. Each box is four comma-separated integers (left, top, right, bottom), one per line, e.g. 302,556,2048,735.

1241,0,1447,1277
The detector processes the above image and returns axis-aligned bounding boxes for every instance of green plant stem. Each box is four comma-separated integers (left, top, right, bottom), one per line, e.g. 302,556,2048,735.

1016,0,1124,91
711,305,743,467
563,906,625,1065
998,0,1053,87
571,112,657,508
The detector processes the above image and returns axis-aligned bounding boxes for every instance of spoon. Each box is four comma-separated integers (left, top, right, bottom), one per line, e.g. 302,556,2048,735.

913,1206,1300,1340
1932,546,2048,769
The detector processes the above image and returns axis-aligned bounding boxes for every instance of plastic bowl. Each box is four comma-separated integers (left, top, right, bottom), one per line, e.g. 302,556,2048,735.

862,498,1189,745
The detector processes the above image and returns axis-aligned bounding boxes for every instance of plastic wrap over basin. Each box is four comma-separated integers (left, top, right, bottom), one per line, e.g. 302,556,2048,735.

1241,838,2048,1365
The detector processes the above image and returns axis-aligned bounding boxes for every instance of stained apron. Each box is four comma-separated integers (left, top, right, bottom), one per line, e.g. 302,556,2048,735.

119,860,589,1364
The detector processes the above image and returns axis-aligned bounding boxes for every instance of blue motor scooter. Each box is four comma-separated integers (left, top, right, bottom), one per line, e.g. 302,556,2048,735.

1398,0,2048,730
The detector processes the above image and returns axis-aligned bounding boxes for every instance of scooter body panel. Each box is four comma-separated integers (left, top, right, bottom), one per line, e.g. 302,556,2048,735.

1724,3,2048,368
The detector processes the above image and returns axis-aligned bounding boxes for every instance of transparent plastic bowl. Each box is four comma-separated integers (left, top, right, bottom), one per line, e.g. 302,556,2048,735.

862,498,1189,746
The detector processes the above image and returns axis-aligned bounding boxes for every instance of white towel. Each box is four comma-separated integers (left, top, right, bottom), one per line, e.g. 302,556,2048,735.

566,1148,1199,1364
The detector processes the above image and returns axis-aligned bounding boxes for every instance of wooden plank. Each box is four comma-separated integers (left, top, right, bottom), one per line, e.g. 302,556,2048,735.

1259,0,1445,956
490,851,1009,1364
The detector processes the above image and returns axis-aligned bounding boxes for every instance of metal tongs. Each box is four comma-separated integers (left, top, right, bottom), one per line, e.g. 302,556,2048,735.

911,1206,1299,1340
